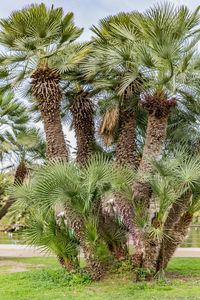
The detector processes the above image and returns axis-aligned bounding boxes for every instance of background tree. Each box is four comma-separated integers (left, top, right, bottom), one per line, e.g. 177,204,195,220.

0,127,46,220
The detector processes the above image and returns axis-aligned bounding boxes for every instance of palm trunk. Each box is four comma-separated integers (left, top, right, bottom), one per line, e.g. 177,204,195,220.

143,236,160,272
65,208,105,280
133,92,177,273
157,212,193,271
156,193,191,271
70,93,95,164
116,109,138,168
41,109,68,159
57,255,77,271
31,66,68,160
133,114,168,208
0,162,27,220
115,98,142,261
115,195,143,262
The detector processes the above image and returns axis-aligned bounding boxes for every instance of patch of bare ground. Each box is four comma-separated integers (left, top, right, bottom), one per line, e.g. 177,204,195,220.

0,260,44,273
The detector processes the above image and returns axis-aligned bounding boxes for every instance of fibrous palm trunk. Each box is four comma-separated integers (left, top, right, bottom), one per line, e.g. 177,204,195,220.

156,192,191,271
0,162,27,220
31,66,68,160
65,207,105,280
133,114,168,209
133,92,177,272
116,109,138,168
115,88,142,261
157,212,193,271
70,92,95,164
57,255,77,271
114,195,143,262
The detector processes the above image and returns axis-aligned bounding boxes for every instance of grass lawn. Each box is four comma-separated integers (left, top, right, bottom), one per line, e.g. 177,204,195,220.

0,257,200,300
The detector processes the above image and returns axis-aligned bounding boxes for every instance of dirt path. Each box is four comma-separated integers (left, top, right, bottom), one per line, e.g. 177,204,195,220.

0,259,44,273
1,244,200,258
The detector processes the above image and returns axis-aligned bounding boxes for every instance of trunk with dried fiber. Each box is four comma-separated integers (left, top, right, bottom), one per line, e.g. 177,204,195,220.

65,207,106,280
114,80,144,262
155,192,191,271
115,195,144,263
57,255,77,271
131,91,177,274
116,78,142,168
157,211,193,271
116,108,138,168
0,162,27,220
70,90,95,164
143,235,160,273
133,91,177,209
31,66,68,160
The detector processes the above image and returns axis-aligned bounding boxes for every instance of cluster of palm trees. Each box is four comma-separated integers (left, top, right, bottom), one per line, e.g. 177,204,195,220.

1,2,200,281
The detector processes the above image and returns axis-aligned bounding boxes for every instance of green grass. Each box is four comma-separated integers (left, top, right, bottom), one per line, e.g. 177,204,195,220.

0,257,200,300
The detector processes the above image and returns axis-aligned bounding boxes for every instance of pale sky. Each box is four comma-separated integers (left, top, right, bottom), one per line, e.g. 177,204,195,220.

0,0,199,41
0,0,199,156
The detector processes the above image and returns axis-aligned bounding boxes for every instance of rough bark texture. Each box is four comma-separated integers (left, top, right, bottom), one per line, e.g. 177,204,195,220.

65,207,106,280
0,162,27,220
31,66,68,160
41,109,68,160
116,109,138,168
133,114,168,209
70,93,95,164
115,195,143,262
143,236,160,271
157,212,193,271
57,255,77,271
163,193,190,232
155,192,191,270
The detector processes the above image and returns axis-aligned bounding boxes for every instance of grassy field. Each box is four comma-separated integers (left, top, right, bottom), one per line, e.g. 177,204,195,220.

0,257,200,300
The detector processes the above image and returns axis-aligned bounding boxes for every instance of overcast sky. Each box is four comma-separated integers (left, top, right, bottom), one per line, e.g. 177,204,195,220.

1,0,199,155
0,0,199,41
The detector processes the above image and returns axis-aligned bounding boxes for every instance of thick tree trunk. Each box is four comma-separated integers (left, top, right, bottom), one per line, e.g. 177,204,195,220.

70,94,95,164
65,208,106,280
143,236,160,271
31,66,68,160
115,106,142,261
41,109,68,159
157,212,193,271
115,195,143,262
116,109,138,168
132,91,177,274
133,114,168,208
57,255,77,271
163,192,190,232
155,192,190,271
0,162,27,220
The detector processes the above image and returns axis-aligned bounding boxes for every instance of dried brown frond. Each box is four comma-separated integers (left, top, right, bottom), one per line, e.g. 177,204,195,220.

99,107,118,147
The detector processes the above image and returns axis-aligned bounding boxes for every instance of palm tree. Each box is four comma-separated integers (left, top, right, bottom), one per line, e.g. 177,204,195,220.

86,13,143,168
0,127,46,220
0,4,88,159
12,156,117,280
22,209,80,271
111,3,200,210
61,63,95,164
0,91,29,146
